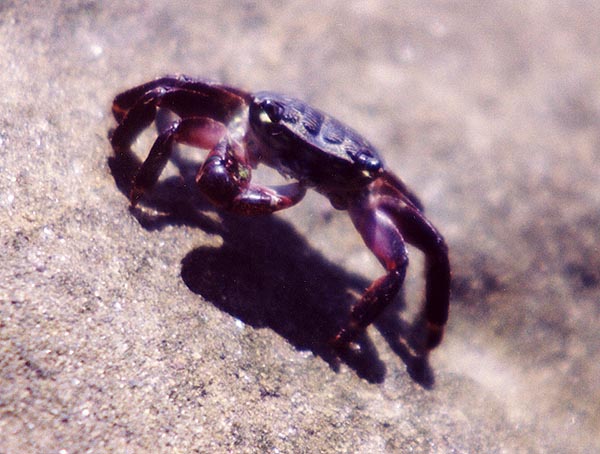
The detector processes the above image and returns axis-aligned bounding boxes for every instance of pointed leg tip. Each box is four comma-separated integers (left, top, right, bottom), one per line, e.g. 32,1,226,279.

129,187,144,207
424,323,444,351
330,326,362,352
329,331,348,351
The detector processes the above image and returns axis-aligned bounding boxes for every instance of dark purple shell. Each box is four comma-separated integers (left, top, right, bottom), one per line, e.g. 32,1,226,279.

249,92,383,189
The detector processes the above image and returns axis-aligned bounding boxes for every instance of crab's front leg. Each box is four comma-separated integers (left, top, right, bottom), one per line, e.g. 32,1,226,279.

334,192,450,353
196,140,306,215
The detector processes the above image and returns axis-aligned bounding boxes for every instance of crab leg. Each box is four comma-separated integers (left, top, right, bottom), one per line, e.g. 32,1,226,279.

128,117,227,205
112,77,185,121
110,78,247,151
110,88,162,152
333,206,409,347
112,75,249,122
378,170,425,212
335,193,450,352
380,197,450,350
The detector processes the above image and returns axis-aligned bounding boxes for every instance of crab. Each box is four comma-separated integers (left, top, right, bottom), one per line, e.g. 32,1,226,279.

110,75,450,353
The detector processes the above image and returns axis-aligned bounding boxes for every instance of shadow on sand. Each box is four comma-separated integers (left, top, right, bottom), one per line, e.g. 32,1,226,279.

108,144,434,386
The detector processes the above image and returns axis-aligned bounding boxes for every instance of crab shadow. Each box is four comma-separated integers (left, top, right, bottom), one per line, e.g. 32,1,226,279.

108,147,434,386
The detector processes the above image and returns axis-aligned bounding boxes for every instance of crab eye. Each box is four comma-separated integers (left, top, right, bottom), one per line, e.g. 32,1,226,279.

260,99,284,123
356,151,382,173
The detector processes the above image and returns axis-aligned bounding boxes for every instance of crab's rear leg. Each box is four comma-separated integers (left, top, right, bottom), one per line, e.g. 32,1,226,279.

379,170,425,212
333,207,409,347
382,200,450,350
334,196,450,353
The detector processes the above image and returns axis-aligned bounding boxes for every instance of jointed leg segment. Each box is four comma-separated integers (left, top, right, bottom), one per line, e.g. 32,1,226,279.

110,76,306,214
110,76,248,151
128,117,227,205
383,200,450,350
333,208,409,346
334,193,450,352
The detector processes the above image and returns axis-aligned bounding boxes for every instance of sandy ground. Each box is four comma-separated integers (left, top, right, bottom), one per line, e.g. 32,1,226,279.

1,1,599,452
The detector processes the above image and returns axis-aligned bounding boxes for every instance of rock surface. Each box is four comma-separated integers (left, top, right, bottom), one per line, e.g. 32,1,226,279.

1,1,599,452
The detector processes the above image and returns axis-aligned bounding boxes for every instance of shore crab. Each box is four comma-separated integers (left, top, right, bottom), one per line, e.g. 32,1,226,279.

110,75,450,352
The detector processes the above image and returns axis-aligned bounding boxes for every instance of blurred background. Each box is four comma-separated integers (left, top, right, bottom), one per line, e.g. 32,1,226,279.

1,1,599,452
